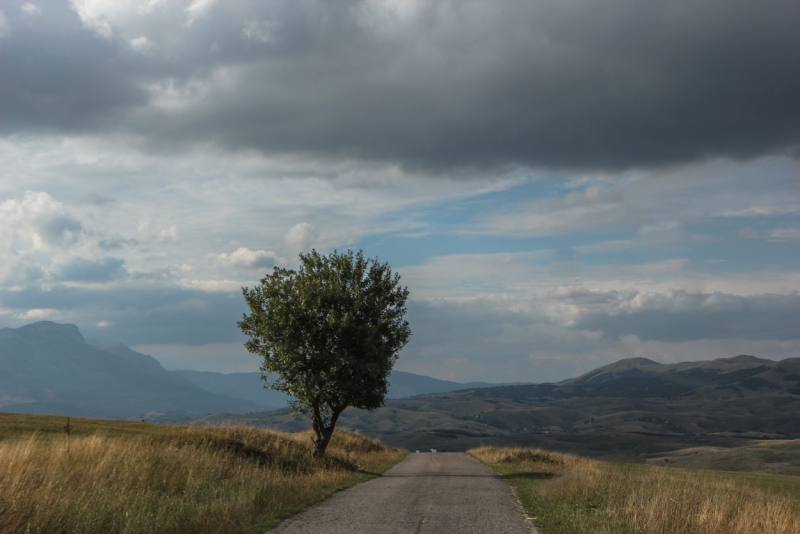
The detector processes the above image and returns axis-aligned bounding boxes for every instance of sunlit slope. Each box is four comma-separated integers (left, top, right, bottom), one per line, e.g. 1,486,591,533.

0,412,404,534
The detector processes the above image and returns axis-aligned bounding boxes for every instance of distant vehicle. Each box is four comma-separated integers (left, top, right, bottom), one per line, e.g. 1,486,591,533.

430,449,437,453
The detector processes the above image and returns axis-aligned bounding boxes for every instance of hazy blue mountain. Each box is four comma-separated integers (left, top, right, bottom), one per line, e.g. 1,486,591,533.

386,371,528,398
174,370,288,409
0,320,530,421
175,369,529,409
0,321,262,421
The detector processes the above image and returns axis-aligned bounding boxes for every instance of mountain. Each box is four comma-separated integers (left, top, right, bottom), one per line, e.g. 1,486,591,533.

0,321,262,421
175,369,527,409
8,318,798,466
564,355,781,388
194,355,800,463
385,371,527,398
0,321,529,420
174,370,287,409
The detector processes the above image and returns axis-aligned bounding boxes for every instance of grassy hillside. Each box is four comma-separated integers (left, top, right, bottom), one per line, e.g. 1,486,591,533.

471,446,800,534
200,395,800,475
645,438,800,476
203,355,800,473
0,412,405,534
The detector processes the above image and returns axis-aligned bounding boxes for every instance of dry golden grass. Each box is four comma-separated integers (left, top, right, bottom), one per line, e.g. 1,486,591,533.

0,419,403,534
471,446,800,534
645,438,800,476
471,446,577,469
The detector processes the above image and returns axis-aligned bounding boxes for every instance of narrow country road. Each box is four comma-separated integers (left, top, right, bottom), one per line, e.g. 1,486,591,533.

268,452,533,534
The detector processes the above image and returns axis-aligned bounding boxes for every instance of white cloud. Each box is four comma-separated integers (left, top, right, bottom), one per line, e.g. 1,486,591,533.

0,135,518,292
129,35,154,54
475,157,800,238
284,223,318,256
769,228,800,240
0,191,96,287
0,137,795,381
70,0,118,37
20,3,42,16
241,19,278,44
184,0,216,26
355,0,426,31
0,11,9,38
399,251,552,303
158,225,177,243
18,308,61,320
210,247,282,270
0,191,82,253
546,287,800,343
69,0,163,38
480,186,627,237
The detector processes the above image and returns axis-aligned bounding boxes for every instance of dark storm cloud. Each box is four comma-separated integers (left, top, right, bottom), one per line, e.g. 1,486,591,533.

1,1,799,171
561,289,800,342
0,2,148,133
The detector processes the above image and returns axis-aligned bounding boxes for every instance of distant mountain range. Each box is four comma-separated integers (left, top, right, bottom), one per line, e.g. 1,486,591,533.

0,321,526,421
199,354,800,462
0,322,261,421
175,369,527,409
5,319,798,460
6,321,799,473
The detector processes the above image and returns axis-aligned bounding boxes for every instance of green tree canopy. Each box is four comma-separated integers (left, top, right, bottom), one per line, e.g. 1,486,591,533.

238,250,411,457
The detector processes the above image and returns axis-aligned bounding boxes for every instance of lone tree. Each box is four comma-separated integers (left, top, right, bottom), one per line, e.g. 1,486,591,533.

239,250,411,457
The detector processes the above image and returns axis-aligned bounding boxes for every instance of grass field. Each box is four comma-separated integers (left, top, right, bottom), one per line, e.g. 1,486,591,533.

0,412,405,534
471,446,800,534
646,438,800,476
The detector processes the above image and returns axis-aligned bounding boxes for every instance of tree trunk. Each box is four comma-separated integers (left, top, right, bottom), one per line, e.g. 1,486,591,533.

311,423,334,458
311,406,344,458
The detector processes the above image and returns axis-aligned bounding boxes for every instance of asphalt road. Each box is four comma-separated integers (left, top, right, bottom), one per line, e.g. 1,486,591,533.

268,452,533,534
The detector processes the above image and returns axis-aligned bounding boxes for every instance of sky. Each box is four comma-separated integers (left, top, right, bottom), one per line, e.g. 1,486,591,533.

0,0,799,383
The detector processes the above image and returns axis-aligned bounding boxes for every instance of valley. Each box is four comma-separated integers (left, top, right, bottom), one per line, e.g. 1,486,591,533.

196,355,800,474
3,321,799,475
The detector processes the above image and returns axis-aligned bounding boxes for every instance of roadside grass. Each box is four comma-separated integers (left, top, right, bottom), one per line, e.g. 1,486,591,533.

0,412,405,534
702,468,800,498
470,446,800,534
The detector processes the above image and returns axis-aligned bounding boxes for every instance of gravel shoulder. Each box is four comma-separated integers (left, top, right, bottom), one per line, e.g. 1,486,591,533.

268,452,533,534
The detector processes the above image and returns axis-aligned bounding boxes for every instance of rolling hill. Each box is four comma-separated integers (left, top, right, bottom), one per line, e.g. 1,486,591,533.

4,320,799,472
196,355,800,468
